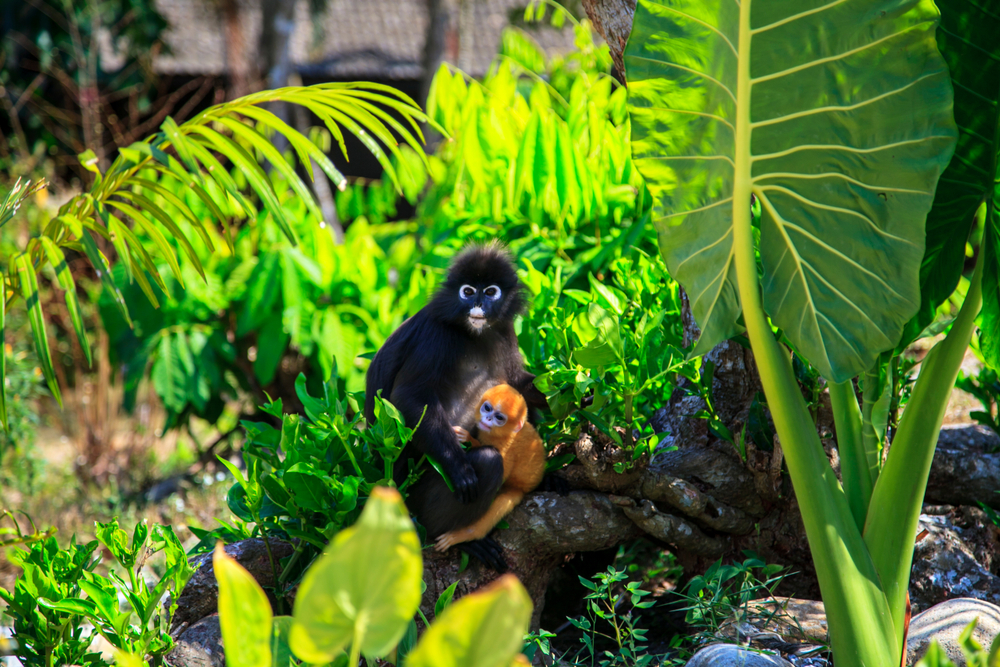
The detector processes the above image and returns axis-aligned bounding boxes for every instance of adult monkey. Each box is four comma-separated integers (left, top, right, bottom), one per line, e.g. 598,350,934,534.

364,242,547,568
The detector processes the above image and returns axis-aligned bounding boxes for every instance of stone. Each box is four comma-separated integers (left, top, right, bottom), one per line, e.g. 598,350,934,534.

169,538,295,631
686,643,794,667
906,598,1000,666
909,513,1000,614
164,614,224,667
741,598,828,644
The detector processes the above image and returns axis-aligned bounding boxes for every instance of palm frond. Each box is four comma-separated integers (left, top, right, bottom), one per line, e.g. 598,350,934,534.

0,83,439,426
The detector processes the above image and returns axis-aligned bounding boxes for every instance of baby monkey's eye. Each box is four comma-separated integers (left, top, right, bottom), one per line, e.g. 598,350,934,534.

495,413,507,425
484,285,501,300
460,285,476,299
482,402,493,413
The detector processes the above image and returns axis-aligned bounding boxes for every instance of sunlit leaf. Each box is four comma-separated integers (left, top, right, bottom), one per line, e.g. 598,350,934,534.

407,574,533,667
289,487,422,663
214,543,273,667
627,0,956,381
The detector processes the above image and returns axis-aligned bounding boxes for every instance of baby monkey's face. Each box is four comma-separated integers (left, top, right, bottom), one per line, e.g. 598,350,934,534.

477,384,527,434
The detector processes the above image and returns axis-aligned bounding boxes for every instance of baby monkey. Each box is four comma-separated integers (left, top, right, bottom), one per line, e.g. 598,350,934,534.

434,383,546,552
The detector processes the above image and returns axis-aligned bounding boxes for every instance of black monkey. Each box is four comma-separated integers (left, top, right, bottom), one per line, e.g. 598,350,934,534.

364,242,547,569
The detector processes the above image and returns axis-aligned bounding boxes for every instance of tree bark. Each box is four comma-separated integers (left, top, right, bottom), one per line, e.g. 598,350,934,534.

580,0,636,77
420,0,460,107
221,0,253,100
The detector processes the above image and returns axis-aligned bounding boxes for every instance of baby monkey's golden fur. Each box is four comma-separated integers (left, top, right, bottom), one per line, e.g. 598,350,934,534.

434,384,546,552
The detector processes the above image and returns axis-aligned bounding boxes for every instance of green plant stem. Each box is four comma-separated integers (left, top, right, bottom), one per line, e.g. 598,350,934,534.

828,381,869,531
349,613,365,667
864,249,984,646
733,3,896,664
278,542,306,585
860,364,888,482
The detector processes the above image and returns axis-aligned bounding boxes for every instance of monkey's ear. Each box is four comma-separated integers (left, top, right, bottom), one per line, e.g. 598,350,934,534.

513,417,525,433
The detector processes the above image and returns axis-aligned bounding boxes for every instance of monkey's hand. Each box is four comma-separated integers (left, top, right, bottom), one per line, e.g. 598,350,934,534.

452,426,473,443
443,454,479,504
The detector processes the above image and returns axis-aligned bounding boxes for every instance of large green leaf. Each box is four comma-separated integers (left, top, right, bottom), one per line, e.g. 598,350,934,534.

943,1,1000,367
289,487,422,663
907,0,1000,351
627,0,957,382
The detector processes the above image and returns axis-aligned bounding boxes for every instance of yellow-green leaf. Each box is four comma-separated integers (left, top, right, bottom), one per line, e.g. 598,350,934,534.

406,574,533,667
289,486,422,663
39,238,92,367
214,543,273,667
0,280,6,431
15,254,61,406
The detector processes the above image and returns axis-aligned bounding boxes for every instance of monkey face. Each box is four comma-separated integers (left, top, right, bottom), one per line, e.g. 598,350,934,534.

478,398,508,432
478,384,527,434
434,242,523,336
458,283,504,334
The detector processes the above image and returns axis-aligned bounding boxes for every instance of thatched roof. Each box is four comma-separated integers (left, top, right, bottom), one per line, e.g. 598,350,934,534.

153,0,579,79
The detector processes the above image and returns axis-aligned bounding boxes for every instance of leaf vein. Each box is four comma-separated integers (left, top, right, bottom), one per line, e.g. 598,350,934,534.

755,184,918,247
750,72,940,130
751,25,935,85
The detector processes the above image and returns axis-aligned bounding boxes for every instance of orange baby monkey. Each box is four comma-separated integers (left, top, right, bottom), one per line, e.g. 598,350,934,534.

434,383,546,552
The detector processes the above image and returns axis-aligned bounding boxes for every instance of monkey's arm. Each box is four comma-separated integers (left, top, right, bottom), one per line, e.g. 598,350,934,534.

452,426,481,448
393,387,481,504
434,486,525,551
364,317,418,424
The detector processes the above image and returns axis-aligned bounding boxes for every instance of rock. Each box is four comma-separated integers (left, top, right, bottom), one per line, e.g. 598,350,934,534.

170,538,295,631
164,614,224,667
909,513,1000,614
735,598,828,644
686,643,794,667
906,598,1000,666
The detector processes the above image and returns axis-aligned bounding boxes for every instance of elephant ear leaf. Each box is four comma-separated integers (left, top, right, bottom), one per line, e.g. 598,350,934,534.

924,2,1000,367
626,0,956,382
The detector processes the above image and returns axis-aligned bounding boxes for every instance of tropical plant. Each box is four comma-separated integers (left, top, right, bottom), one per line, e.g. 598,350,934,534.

96,159,430,431
677,553,789,638
0,516,194,667
0,82,431,428
189,368,429,605
120,487,534,667
567,566,656,667
625,0,999,665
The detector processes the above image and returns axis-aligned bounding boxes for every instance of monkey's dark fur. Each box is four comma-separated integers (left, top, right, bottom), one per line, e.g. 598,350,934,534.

365,243,547,569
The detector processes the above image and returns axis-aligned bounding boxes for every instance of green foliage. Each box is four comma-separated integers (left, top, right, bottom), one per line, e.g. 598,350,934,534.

564,566,656,667
342,21,646,278
623,0,997,665
215,543,279,667
627,0,956,381
957,366,1000,444
523,250,689,459
677,554,789,637
0,81,430,426
914,620,1000,667
185,488,532,667
96,160,431,427
187,368,427,609
0,517,194,666
0,331,47,491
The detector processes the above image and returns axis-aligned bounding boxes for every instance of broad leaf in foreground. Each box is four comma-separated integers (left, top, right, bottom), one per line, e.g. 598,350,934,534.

627,0,956,381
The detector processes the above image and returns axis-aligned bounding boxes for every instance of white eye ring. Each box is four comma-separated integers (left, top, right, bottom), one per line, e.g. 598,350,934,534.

495,413,506,425
460,284,476,299
484,285,502,301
